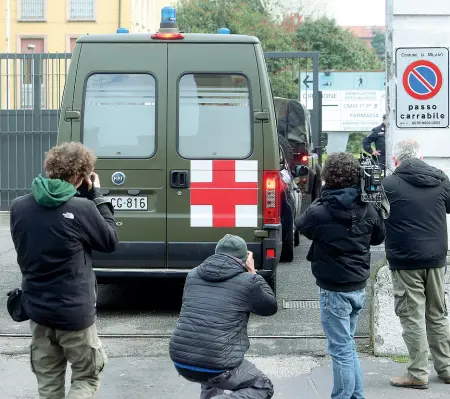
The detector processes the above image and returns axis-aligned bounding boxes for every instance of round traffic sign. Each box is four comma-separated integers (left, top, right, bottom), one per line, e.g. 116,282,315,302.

403,60,443,100
403,60,442,100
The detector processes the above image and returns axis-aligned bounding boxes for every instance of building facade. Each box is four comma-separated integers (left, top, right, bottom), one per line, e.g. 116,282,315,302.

0,0,170,110
0,0,170,54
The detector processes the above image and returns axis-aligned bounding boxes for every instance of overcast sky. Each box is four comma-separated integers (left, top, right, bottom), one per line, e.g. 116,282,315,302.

283,0,386,26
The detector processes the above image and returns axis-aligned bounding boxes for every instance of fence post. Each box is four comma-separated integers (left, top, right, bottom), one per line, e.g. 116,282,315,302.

311,53,320,150
33,53,41,128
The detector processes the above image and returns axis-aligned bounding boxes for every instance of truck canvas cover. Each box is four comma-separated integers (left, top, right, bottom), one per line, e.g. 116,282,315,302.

273,97,309,145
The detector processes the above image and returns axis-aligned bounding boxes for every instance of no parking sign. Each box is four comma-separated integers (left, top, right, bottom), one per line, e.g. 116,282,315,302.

396,47,449,128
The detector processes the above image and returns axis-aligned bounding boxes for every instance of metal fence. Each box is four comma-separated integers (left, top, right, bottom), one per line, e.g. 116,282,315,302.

0,51,319,211
0,53,72,210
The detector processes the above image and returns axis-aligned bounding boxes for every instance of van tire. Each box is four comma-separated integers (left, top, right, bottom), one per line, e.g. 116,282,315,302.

294,228,300,246
280,220,294,263
312,165,322,202
267,272,277,295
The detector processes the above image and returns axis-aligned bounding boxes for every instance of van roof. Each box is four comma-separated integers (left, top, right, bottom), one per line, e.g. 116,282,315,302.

77,33,260,44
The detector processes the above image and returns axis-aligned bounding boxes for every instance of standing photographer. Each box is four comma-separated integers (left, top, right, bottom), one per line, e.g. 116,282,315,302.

362,114,387,176
295,152,385,399
9,142,118,398
383,140,450,390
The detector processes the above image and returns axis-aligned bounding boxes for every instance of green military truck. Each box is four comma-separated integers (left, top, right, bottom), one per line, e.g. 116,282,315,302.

57,7,308,293
274,97,325,210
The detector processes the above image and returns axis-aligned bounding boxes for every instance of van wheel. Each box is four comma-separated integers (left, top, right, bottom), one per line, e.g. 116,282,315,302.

280,221,294,263
311,180,320,202
267,272,277,295
294,228,300,246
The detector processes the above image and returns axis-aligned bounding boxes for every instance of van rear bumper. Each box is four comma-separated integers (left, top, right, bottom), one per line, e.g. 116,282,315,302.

93,225,282,281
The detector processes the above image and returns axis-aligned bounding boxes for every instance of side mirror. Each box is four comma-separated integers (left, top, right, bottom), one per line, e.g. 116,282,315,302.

320,132,328,148
295,165,309,177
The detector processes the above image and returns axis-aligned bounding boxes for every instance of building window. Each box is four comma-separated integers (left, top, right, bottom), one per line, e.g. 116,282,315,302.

69,37,79,52
20,0,45,21
68,0,95,21
20,38,46,109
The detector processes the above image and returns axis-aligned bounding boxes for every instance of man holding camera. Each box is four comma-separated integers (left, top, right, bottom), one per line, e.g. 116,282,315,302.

9,142,118,398
383,140,450,390
169,234,277,399
296,152,385,399
362,114,387,176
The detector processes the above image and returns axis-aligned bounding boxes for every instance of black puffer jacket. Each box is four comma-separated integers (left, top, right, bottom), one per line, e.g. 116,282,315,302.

295,186,385,292
169,254,277,371
383,158,450,269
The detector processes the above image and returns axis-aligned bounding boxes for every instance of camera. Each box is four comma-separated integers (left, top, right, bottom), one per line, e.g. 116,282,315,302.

359,153,383,204
77,174,95,198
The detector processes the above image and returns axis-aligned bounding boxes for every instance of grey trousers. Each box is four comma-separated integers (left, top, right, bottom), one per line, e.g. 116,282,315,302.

179,359,274,399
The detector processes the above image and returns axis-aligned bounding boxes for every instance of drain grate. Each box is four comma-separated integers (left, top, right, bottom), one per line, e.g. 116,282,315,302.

282,300,321,309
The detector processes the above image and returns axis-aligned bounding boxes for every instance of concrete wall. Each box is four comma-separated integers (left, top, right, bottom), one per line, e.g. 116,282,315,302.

373,263,450,356
385,0,450,246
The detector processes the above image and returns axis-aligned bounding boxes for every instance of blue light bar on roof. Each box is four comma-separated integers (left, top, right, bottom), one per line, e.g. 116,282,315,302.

218,28,230,34
117,28,129,33
161,6,177,22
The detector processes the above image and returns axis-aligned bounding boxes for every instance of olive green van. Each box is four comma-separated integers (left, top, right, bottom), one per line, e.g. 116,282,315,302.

57,7,302,292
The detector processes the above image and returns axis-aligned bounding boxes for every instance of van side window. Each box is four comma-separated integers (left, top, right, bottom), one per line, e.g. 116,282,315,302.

178,73,252,159
82,73,156,158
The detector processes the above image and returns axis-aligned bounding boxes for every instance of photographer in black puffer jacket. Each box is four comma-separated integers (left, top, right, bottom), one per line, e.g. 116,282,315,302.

169,234,277,399
295,152,385,399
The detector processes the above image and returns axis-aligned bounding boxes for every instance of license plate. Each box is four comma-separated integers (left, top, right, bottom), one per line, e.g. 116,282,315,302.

103,196,148,211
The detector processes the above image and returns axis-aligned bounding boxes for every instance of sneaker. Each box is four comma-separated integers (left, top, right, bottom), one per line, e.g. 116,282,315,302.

390,375,428,389
438,375,450,384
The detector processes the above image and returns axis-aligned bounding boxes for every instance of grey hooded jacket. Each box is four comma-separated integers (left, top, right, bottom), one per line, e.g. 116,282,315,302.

169,254,278,371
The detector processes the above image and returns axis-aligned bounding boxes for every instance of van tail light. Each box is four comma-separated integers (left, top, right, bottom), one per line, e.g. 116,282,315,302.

263,171,281,225
294,153,309,164
266,249,276,258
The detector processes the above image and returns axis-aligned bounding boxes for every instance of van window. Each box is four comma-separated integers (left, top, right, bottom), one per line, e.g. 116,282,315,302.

178,73,252,159
82,73,156,158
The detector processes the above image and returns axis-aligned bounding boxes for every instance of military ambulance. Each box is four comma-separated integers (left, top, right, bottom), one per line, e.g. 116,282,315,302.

57,6,303,293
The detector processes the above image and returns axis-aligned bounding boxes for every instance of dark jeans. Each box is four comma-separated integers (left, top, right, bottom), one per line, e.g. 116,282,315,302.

320,288,366,399
176,359,274,399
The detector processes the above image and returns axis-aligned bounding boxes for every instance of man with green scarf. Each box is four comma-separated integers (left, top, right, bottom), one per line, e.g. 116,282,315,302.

9,142,118,398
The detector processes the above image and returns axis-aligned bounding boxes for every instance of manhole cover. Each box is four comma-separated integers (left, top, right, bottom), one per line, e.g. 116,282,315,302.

282,300,321,309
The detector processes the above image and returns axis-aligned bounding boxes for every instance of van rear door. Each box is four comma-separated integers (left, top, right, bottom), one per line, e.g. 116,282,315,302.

166,42,264,269
70,41,167,270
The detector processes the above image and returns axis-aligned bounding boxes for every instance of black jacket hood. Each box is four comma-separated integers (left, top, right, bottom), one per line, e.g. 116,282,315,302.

396,158,447,188
321,185,367,222
197,254,246,282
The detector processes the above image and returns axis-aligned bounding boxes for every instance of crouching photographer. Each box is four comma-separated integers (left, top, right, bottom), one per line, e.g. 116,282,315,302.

295,152,386,399
8,142,118,398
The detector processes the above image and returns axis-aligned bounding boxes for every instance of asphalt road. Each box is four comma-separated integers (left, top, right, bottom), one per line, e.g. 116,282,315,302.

5,212,434,399
3,353,450,399
0,213,385,353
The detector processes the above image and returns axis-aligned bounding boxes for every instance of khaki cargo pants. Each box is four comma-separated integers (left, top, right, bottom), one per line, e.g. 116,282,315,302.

392,267,450,381
29,321,107,399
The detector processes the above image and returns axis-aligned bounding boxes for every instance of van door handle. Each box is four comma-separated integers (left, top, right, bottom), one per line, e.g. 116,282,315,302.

170,170,190,189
